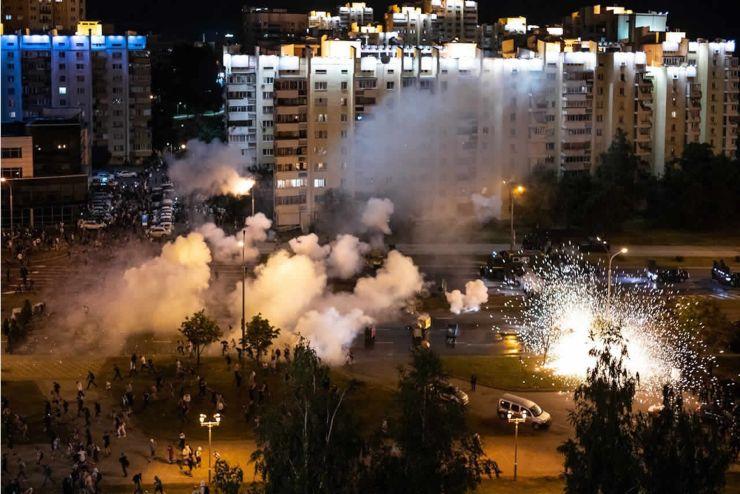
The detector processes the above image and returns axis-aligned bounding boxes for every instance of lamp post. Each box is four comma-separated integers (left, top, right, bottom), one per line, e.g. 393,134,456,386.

1,177,14,232
607,247,628,305
507,409,527,481
199,413,221,484
240,229,247,361
504,180,525,251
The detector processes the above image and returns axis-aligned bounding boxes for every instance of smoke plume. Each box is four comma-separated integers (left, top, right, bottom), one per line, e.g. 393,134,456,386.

446,279,489,314
361,197,394,235
471,191,503,224
168,139,255,197
327,234,370,279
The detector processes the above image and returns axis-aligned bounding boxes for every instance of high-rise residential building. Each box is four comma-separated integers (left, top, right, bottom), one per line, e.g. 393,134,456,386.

242,7,308,53
339,3,374,31
1,30,152,166
2,0,86,34
225,3,738,230
385,1,477,45
428,0,478,43
563,5,667,43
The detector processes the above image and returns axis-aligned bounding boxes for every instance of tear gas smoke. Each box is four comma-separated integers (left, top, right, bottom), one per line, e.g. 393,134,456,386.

288,233,331,260
361,197,394,235
446,279,489,314
327,234,370,279
471,191,502,224
197,213,271,263
168,139,256,197
229,248,423,365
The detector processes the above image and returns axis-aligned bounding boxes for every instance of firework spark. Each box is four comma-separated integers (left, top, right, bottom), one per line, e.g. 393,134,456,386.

507,252,710,391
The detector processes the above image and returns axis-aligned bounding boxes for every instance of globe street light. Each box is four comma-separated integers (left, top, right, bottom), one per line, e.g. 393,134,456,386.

199,413,221,484
507,409,527,481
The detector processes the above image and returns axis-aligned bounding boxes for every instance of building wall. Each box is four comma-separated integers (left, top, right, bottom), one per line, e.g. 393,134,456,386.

1,135,34,178
1,34,152,165
2,0,86,33
224,39,738,229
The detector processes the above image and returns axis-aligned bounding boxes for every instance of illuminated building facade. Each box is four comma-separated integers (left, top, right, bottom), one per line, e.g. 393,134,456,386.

2,0,86,33
1,32,151,165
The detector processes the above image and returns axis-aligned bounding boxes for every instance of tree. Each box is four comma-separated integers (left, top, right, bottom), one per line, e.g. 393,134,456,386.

179,310,222,368
635,384,734,494
675,299,733,352
244,314,280,362
214,458,243,494
519,165,559,228
366,348,494,493
558,326,640,493
251,340,364,493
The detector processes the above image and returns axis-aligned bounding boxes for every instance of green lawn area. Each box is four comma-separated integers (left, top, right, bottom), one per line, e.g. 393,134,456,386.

441,355,574,392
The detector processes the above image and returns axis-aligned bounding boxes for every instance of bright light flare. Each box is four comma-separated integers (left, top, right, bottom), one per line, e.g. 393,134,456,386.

507,251,710,391
230,176,256,196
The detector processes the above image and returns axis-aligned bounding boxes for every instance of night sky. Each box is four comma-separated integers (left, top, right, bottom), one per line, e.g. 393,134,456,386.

88,0,739,42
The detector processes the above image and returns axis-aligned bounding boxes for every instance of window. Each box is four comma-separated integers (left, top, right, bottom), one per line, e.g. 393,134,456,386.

263,106,273,114
76,63,85,69
262,91,273,99
358,79,376,89
314,82,327,91
315,130,328,139
59,86,67,95
276,178,307,188
313,178,326,188
1,147,23,159
316,114,327,122
341,130,348,138
263,77,274,83
341,114,348,122
77,52,85,60
386,81,395,90
227,91,247,99
262,148,273,156
315,69,327,75
315,162,325,170
341,81,348,90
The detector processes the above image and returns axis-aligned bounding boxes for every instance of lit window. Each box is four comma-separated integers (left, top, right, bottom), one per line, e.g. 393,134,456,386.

313,178,326,188
59,86,67,95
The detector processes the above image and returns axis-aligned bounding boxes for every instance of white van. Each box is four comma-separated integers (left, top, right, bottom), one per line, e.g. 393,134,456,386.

497,393,551,429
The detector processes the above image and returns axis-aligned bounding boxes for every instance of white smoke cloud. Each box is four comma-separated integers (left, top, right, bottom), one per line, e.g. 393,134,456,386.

294,308,372,365
197,213,271,263
229,248,423,365
327,234,370,279
471,192,502,223
446,279,489,314
288,233,331,261
361,197,394,235
168,139,255,197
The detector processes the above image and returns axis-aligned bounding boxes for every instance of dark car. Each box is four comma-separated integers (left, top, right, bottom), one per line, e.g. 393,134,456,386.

646,262,689,285
578,236,610,253
712,261,740,287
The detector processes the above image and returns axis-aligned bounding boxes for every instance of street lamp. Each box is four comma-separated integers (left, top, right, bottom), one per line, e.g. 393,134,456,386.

507,409,527,481
504,180,526,251
1,177,14,232
239,231,247,360
199,413,221,484
607,247,628,305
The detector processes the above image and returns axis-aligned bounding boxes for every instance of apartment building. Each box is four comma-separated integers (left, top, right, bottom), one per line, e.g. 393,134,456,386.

339,3,374,30
242,7,308,52
224,32,737,229
2,0,86,34
563,5,667,43
1,31,152,166
385,0,477,45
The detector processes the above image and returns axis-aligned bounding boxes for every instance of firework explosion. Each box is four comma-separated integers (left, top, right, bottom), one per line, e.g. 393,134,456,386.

508,252,711,391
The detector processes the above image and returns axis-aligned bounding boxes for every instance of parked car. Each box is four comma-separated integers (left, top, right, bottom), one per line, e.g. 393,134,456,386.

78,219,106,230
497,393,551,429
440,385,469,407
147,226,171,238
579,236,610,253
712,260,740,287
646,261,689,285
115,170,138,178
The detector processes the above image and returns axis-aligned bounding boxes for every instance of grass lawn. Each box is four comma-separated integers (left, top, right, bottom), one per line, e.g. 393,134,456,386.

441,355,573,392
